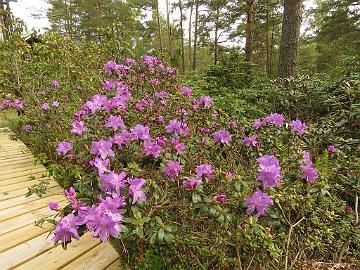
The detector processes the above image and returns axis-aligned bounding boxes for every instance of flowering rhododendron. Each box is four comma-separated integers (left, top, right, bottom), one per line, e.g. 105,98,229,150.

290,119,307,135
327,145,339,153
245,189,273,217
41,103,50,110
40,57,331,267
57,141,73,156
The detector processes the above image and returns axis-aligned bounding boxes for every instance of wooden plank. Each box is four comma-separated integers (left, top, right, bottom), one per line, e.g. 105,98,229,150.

0,178,50,194
0,194,65,222
0,167,47,181
0,164,46,176
0,160,36,170
0,172,46,187
14,233,101,270
0,202,66,236
0,223,53,253
104,260,121,270
0,182,58,202
0,156,35,165
61,243,119,270
0,154,32,162
0,185,62,211
0,232,55,270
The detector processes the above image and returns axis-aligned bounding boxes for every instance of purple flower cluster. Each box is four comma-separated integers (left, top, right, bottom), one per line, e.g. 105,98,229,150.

290,120,307,135
243,135,259,147
0,98,24,111
57,141,73,156
244,189,273,217
300,151,318,182
213,129,232,145
256,155,282,189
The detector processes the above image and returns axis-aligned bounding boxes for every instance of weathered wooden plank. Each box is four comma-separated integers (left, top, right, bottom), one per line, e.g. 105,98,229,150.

104,260,121,270
14,233,101,270
0,172,46,187
61,243,119,270
0,182,58,202
0,185,62,211
0,178,50,194
0,222,52,253
0,167,47,181
0,164,46,176
0,194,65,222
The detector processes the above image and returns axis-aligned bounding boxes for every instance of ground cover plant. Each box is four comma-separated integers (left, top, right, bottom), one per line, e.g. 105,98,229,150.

2,53,359,269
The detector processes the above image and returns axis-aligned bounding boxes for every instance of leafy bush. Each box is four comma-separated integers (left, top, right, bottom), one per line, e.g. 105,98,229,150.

3,55,359,269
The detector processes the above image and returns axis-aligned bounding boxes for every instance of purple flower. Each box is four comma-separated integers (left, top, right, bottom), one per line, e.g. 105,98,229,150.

130,124,151,141
12,99,24,111
256,155,282,189
92,158,110,175
52,214,80,244
105,115,125,131
143,140,161,158
163,160,183,180
101,171,126,193
215,194,227,203
52,101,60,107
245,189,273,217
300,151,318,182
48,202,60,211
51,80,59,88
290,120,307,135
182,177,202,189
112,130,132,148
102,79,116,91
41,103,50,110
180,86,192,96
300,163,318,182
198,96,212,109
57,141,73,156
90,139,115,160
243,135,259,147
264,113,285,127
213,129,232,145
155,91,169,100
128,178,147,204
171,138,185,155
104,60,117,72
166,119,185,136
196,163,215,180
150,78,159,86
327,145,339,153
71,121,87,136
21,124,32,133
83,206,121,242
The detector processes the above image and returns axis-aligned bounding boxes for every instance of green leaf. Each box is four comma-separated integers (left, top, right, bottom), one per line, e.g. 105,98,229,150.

158,228,165,242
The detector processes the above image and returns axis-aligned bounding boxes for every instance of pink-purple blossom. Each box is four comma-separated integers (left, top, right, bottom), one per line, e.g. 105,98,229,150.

41,103,50,110
166,119,185,136
57,141,73,156
182,177,202,189
105,115,125,131
143,140,161,158
300,151,318,182
101,171,126,193
256,155,282,189
71,121,87,136
163,160,183,180
52,214,80,244
327,145,339,153
243,135,259,147
215,194,227,203
245,189,273,217
213,129,232,145
128,178,147,204
290,120,307,135
130,124,151,141
196,163,214,180
264,113,285,127
90,139,115,160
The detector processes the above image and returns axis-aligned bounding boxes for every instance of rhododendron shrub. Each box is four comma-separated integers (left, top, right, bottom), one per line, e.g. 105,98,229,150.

38,56,358,268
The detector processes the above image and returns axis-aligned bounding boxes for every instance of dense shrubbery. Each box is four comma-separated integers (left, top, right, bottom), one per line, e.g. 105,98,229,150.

0,36,359,268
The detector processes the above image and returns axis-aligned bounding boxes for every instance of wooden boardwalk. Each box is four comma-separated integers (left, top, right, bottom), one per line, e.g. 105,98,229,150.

0,130,120,270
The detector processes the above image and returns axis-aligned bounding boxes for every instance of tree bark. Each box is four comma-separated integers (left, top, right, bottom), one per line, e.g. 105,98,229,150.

214,6,219,65
192,0,199,70
266,0,270,76
179,0,185,72
1,1,11,40
155,0,163,55
188,1,193,68
166,0,172,59
278,0,302,78
245,0,254,62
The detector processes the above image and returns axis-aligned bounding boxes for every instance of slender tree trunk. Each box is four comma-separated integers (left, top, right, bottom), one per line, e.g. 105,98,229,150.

278,0,302,78
214,7,219,65
1,2,9,40
179,0,185,72
245,0,254,62
192,0,199,70
188,1,193,68
166,0,172,59
155,0,163,55
266,0,270,76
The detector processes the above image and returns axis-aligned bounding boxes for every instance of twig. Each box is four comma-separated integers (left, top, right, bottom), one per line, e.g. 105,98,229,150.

284,217,305,270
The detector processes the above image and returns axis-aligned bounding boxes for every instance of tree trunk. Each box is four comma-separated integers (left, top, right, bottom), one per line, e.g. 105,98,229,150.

192,0,199,70
266,0,270,76
278,0,302,78
166,0,172,59
155,0,163,55
179,0,185,72
245,0,254,62
214,6,219,65
188,1,193,68
1,1,11,40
